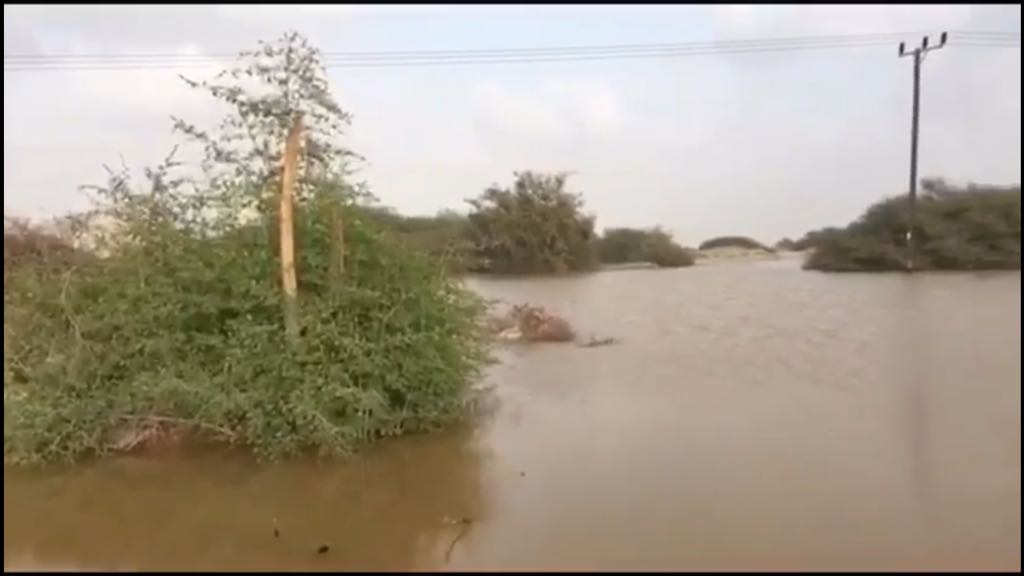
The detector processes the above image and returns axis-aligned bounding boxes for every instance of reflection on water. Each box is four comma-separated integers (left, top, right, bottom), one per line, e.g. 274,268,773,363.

5,261,1021,571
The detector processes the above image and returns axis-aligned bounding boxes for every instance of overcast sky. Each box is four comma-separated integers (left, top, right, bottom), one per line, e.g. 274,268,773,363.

4,4,1021,244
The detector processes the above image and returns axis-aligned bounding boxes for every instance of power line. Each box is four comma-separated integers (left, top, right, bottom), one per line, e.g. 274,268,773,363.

4,31,1018,72
1,43,898,71
950,29,1022,37
326,40,904,68
3,31,922,62
6,30,1018,63
949,40,1022,47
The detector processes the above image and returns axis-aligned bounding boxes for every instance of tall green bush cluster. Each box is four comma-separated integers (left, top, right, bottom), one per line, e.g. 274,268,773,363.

805,180,1021,271
465,171,600,274
598,227,694,268
3,32,486,464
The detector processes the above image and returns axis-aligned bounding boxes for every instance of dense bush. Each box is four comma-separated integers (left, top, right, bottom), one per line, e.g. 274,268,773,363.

805,179,1021,272
698,235,773,252
465,171,599,274
359,207,472,272
3,32,486,464
646,237,696,268
4,217,92,277
786,227,844,251
599,227,694,268
4,171,486,465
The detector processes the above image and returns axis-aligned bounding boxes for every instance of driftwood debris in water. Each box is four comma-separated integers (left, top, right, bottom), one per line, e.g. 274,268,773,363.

578,335,618,348
485,302,618,348
486,303,575,343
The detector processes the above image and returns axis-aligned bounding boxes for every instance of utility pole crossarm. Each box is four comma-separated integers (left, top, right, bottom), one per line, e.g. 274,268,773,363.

898,31,947,273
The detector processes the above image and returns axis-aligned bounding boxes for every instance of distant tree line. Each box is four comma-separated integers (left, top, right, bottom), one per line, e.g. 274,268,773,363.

365,171,694,274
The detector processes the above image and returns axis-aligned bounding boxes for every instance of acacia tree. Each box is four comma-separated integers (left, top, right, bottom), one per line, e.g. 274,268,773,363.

172,31,364,216
170,31,365,288
466,171,598,274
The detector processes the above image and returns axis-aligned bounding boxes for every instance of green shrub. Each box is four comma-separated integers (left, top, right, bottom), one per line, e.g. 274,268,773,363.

599,227,694,268
789,227,843,251
646,238,696,268
805,180,1021,272
465,172,599,274
3,31,487,465
3,182,487,464
598,228,652,264
359,207,473,273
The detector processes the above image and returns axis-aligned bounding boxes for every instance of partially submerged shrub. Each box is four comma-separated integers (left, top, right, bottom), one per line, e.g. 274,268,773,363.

644,232,695,268
485,303,575,343
805,180,1021,272
598,227,694,268
3,184,487,464
4,31,487,465
466,172,599,275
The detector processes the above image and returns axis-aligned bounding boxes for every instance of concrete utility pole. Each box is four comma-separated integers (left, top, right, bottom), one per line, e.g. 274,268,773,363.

898,32,947,272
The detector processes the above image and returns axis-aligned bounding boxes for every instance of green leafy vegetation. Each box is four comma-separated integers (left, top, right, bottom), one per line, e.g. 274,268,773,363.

785,227,844,251
698,235,773,252
805,179,1021,272
464,171,600,274
598,227,695,268
4,32,486,465
359,207,472,273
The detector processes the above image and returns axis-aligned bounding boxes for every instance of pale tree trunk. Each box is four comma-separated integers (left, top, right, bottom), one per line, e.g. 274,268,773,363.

279,115,303,341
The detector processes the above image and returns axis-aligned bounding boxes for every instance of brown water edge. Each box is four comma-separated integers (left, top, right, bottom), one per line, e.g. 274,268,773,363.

4,424,491,572
6,260,1022,571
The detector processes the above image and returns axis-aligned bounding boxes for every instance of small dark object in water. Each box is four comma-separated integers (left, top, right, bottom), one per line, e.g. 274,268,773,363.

317,544,330,555
520,471,526,477
579,335,617,348
273,527,280,539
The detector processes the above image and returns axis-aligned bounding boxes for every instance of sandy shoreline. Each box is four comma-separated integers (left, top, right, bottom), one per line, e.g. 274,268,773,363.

599,248,807,271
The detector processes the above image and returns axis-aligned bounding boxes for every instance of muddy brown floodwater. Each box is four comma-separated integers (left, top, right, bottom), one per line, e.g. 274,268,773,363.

5,260,1021,571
